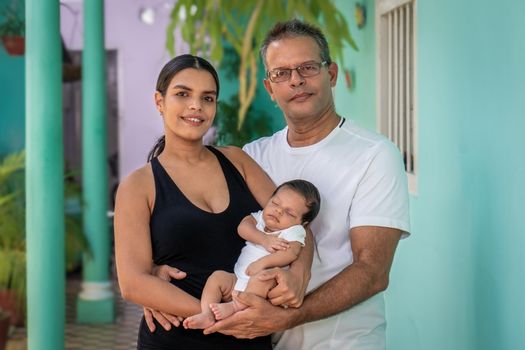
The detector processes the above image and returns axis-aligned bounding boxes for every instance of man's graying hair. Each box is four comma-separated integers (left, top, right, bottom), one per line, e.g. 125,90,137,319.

260,19,332,69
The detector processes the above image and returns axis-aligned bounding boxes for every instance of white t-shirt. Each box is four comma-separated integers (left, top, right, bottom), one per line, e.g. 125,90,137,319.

243,118,410,350
234,210,306,291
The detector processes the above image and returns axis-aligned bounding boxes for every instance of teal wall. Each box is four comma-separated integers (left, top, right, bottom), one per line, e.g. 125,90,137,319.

333,1,525,349
0,0,25,156
334,0,376,130
371,1,524,349
217,56,284,132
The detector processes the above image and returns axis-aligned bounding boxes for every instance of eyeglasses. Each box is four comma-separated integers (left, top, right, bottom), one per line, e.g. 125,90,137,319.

266,61,329,83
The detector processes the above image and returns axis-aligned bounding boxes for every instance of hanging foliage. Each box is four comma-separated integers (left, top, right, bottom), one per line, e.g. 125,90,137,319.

166,0,358,129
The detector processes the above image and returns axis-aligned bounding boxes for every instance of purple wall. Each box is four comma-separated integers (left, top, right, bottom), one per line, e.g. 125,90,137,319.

60,0,188,178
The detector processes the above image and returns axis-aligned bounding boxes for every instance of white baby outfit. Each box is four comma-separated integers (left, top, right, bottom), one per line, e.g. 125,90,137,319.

233,210,306,291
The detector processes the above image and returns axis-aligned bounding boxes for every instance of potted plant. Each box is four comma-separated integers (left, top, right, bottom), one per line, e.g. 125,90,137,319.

0,151,89,326
0,307,10,350
0,151,25,326
0,1,25,56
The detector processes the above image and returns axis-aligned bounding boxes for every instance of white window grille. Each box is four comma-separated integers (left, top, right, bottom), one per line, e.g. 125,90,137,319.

376,0,417,193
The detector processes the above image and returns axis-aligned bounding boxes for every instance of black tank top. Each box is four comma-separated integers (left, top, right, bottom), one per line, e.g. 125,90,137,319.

138,146,271,350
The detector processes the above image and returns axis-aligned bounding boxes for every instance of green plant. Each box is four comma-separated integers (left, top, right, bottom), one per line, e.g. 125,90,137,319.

215,94,273,147
0,1,24,37
0,151,88,317
167,0,357,129
0,152,25,316
212,46,274,146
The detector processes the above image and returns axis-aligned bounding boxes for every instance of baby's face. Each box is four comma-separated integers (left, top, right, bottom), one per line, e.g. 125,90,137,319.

262,187,308,232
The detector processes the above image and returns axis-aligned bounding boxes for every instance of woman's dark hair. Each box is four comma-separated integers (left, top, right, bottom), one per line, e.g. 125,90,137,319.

147,54,220,161
273,179,321,225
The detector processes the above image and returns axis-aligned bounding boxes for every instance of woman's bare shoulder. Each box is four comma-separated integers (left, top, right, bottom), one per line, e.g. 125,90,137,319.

217,145,253,163
116,163,154,200
215,146,249,176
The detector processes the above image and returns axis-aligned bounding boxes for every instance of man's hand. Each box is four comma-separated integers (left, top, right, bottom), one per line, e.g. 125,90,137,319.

143,265,187,332
262,235,289,253
260,267,307,308
245,260,266,276
203,291,296,338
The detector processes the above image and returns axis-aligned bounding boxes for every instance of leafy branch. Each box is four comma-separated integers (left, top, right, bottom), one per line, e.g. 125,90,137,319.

166,0,357,129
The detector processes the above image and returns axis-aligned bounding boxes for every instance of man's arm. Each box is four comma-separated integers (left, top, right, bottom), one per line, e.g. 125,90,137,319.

289,226,402,325
204,225,402,338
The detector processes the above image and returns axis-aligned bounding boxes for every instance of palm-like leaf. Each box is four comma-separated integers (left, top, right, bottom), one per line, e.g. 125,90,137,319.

0,151,89,320
166,0,357,129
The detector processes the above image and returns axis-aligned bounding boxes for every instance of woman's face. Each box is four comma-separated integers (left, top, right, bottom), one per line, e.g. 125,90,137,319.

155,68,218,143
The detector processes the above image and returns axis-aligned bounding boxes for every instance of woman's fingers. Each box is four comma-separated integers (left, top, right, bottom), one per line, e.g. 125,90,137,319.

161,311,181,327
144,307,156,332
151,309,172,331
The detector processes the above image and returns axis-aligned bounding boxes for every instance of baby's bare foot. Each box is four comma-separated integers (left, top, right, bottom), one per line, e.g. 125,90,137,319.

210,302,237,320
183,312,215,329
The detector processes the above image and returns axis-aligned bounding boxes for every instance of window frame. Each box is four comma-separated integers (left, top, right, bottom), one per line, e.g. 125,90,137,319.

376,0,418,194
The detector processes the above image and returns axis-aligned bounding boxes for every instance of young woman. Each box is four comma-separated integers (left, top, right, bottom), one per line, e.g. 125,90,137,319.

114,55,276,349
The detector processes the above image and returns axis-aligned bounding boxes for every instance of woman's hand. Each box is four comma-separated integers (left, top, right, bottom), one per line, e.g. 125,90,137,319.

143,265,187,332
144,308,184,331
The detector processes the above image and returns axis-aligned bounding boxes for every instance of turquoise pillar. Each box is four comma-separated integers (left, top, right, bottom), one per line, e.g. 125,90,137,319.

25,0,65,349
76,0,114,323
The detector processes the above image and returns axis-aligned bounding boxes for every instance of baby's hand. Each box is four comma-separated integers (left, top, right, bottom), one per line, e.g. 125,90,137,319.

262,235,289,253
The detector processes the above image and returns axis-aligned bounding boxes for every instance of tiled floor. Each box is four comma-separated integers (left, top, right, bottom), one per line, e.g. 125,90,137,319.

6,278,143,350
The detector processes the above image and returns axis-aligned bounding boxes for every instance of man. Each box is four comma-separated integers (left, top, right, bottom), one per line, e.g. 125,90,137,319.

148,19,410,349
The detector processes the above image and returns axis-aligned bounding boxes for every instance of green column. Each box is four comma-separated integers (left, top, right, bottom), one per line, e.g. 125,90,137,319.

25,0,65,349
76,0,114,323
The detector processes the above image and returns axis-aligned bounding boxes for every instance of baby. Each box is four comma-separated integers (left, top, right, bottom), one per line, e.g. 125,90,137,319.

183,179,321,329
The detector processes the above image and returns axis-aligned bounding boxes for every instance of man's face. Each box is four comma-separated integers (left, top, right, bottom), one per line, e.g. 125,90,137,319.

263,36,338,121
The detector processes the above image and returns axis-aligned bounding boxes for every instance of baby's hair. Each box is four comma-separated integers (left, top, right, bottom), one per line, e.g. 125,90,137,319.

273,179,321,225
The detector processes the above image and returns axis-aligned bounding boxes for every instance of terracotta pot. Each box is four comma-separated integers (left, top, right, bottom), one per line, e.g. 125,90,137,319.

0,312,9,350
0,290,24,327
1,36,25,56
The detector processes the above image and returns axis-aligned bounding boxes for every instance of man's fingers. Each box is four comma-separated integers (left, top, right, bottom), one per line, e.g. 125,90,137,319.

287,298,302,308
234,290,266,307
269,294,301,307
204,322,232,336
144,308,156,332
203,316,236,335
256,267,280,281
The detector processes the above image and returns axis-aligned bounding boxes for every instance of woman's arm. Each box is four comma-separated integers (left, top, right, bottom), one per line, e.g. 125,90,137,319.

218,146,275,207
114,167,200,317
